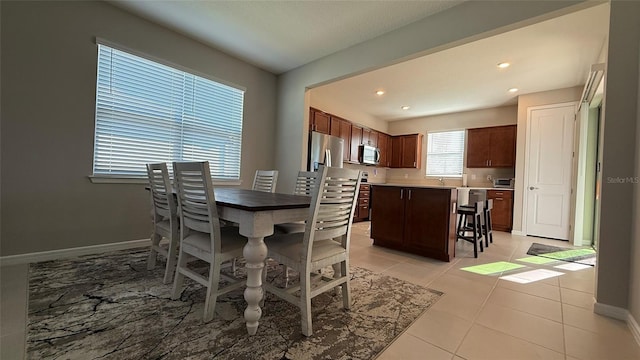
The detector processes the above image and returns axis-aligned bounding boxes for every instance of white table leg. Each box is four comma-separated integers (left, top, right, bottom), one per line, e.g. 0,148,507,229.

242,236,267,335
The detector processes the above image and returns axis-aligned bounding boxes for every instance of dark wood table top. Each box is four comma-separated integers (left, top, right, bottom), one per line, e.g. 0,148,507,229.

214,188,311,212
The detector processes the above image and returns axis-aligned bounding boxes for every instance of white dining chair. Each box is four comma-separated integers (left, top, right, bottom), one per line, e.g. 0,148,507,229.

274,170,318,234
171,161,246,322
264,166,362,336
252,169,278,193
146,163,179,284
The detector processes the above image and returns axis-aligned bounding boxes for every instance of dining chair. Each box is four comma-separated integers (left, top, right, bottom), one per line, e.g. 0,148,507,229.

146,163,179,284
252,169,279,193
264,166,362,336
274,170,318,234
171,161,246,322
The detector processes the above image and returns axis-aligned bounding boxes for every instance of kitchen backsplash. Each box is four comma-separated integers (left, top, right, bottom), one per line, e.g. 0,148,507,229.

384,167,515,187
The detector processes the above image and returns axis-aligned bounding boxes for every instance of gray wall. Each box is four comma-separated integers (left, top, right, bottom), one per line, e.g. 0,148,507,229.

274,0,640,319
631,38,640,325
0,1,277,256
596,0,640,312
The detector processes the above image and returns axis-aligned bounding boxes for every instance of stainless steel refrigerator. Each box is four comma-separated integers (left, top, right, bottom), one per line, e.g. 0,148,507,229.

308,131,344,171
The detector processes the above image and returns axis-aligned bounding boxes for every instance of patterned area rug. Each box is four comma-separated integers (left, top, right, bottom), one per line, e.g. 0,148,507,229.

27,249,442,359
526,242,596,266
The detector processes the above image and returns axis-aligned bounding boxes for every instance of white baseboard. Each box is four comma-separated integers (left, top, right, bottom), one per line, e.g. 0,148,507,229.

594,302,629,320
511,230,526,236
0,238,152,266
628,312,640,347
594,302,640,347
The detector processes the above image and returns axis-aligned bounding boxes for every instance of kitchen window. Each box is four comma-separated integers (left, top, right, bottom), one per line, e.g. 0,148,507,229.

91,42,244,182
426,130,465,177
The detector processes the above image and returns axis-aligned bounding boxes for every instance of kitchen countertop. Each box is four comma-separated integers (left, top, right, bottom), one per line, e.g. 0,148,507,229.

456,187,515,191
367,183,514,191
369,183,458,190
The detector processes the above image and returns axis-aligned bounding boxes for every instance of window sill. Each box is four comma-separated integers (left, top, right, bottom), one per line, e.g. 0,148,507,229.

425,175,463,179
88,175,242,186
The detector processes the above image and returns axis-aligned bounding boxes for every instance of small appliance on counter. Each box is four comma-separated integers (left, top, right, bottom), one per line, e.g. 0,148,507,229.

361,171,369,183
493,177,514,188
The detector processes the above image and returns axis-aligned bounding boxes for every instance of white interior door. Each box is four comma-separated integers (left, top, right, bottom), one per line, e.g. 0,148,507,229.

526,104,575,240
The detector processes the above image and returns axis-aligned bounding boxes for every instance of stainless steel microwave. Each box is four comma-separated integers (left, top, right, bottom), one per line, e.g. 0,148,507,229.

359,144,380,165
493,178,514,188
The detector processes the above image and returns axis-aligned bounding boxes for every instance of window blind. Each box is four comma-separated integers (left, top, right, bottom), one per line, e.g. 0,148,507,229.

93,44,244,179
426,130,465,177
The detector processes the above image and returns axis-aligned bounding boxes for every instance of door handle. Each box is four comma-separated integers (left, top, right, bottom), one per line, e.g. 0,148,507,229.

529,186,538,190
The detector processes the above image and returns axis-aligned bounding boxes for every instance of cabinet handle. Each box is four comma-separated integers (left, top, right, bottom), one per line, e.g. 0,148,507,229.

413,161,416,167
408,189,412,200
400,189,403,199
489,160,492,166
495,192,503,195
495,197,504,200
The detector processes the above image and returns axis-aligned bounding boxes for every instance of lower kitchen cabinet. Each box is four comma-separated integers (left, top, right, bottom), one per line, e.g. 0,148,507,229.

353,184,370,222
370,185,457,262
487,189,513,231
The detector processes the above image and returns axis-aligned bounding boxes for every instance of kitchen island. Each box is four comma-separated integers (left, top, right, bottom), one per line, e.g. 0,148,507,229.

370,184,458,262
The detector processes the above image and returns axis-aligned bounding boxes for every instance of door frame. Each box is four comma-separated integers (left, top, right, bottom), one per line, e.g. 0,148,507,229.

522,101,578,238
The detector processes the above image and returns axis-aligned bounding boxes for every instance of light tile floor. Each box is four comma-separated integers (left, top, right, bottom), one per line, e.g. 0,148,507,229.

2,222,639,359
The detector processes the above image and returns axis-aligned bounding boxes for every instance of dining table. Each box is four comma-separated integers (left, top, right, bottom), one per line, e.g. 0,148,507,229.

211,188,310,335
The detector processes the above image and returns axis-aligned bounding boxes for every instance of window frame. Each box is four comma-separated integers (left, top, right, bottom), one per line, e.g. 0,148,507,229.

425,129,466,178
89,39,245,185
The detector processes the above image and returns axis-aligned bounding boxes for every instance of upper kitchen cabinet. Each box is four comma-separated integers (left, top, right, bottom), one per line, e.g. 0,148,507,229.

350,124,363,163
377,132,391,167
330,115,352,162
466,125,516,168
309,108,331,134
391,134,423,168
362,128,378,147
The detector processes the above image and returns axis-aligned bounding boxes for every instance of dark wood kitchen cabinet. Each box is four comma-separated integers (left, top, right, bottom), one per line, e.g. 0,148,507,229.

350,124,363,163
309,108,331,134
330,116,352,162
487,189,513,231
377,132,391,167
370,185,457,262
353,183,370,222
466,125,516,168
390,134,423,168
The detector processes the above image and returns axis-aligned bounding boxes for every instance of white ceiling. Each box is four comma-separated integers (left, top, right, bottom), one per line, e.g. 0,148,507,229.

313,3,610,121
110,0,464,74
110,1,609,122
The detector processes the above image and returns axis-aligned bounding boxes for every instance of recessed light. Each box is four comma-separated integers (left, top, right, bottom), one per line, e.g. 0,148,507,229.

376,90,385,96
508,88,519,93
497,62,510,69
401,106,410,110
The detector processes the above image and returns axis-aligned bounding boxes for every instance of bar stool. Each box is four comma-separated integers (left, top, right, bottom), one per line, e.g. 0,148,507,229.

482,199,494,245
457,201,484,258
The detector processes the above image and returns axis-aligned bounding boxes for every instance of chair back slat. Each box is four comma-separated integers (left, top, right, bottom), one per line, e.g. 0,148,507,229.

146,163,177,220
173,161,222,240
301,166,362,260
294,171,318,195
253,170,278,193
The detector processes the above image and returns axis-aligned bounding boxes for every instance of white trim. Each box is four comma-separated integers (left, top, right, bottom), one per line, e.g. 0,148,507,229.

593,302,628,320
522,101,578,237
593,302,640,347
0,238,156,266
628,313,640,347
88,175,242,187
511,230,527,236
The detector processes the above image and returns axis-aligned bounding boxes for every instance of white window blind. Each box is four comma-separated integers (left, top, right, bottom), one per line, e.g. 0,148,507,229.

426,130,465,177
93,44,244,179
